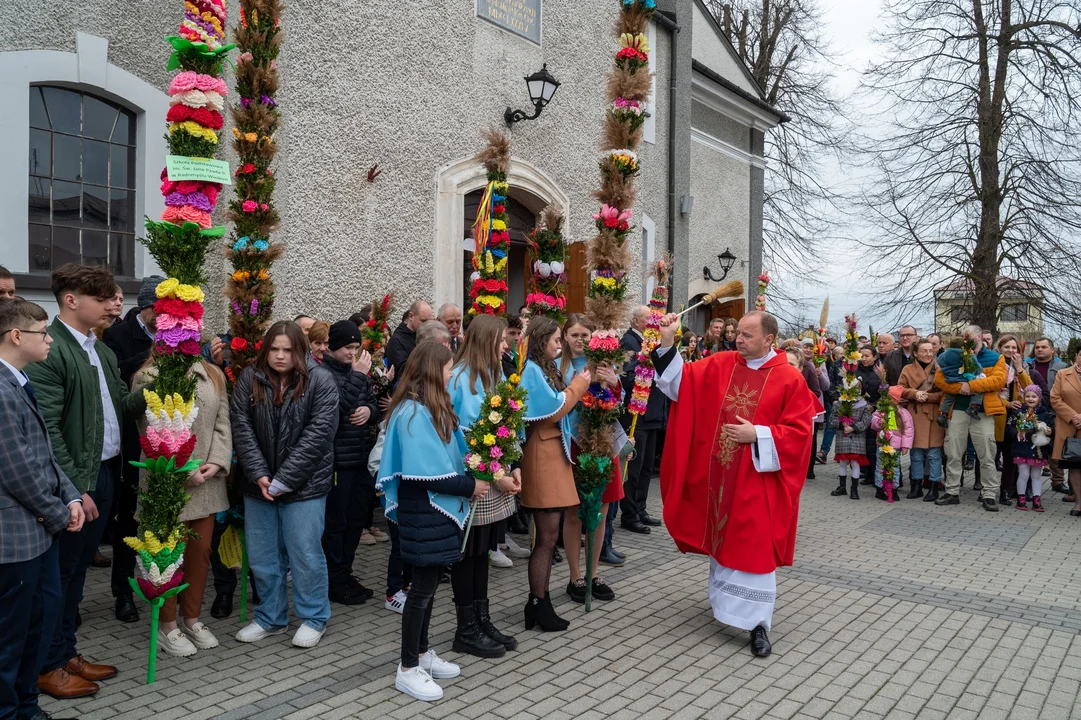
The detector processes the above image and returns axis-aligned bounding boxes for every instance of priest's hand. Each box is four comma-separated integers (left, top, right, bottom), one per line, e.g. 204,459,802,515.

659,314,680,348
722,416,757,444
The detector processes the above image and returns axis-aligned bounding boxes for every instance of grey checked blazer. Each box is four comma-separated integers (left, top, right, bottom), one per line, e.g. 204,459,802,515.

0,369,80,563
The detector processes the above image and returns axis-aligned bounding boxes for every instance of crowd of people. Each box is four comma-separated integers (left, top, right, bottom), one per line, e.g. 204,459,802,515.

777,324,1080,514
5,257,1078,714
0,263,677,714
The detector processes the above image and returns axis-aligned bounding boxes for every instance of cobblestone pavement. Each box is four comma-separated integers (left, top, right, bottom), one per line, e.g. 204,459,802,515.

44,463,1081,720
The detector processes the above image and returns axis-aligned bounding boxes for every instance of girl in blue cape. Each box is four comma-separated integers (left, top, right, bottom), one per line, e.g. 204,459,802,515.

446,315,521,658
377,342,488,703
517,316,590,631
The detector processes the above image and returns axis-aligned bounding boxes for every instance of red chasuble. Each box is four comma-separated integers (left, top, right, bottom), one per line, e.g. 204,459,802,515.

660,351,820,575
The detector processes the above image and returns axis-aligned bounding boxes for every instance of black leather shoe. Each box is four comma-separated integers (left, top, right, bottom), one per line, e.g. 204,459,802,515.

566,579,588,604
211,593,233,619
924,486,940,503
830,480,847,497
998,492,1013,507
591,578,615,601
849,479,859,500
551,548,563,563
115,594,139,623
750,626,772,657
935,494,960,506
621,519,651,534
982,498,999,512
907,485,923,499
639,513,662,527
599,546,625,566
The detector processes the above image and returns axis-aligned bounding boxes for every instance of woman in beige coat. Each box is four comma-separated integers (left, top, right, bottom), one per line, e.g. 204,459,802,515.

1050,347,1081,516
898,339,945,501
517,316,589,631
134,359,232,656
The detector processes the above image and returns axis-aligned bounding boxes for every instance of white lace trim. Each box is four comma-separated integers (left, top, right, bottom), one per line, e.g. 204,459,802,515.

430,497,468,529
523,391,567,422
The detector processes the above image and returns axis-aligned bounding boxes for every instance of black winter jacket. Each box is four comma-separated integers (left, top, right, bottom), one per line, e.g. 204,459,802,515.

385,323,417,389
102,315,154,489
397,474,474,567
619,329,666,431
231,365,340,503
320,355,380,470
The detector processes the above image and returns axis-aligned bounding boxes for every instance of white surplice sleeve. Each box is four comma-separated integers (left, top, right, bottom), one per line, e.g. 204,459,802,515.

752,425,780,473
654,345,684,402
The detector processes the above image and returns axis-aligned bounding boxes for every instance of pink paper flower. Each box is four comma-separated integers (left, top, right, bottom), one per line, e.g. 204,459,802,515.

242,200,258,213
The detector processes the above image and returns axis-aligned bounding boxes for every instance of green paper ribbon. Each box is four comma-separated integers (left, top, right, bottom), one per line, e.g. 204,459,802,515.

130,456,203,475
887,407,897,431
128,578,189,684
165,36,236,71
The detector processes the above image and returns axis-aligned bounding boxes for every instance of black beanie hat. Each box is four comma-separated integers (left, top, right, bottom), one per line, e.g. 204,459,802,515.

328,320,363,351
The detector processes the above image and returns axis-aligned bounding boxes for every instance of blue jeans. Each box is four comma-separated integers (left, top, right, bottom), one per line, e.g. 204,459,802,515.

910,447,943,484
244,495,331,631
820,407,837,453
602,501,618,551
41,459,115,673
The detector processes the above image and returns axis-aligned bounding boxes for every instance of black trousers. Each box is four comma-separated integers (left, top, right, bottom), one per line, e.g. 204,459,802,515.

401,564,440,668
41,459,116,673
110,474,139,598
620,428,658,521
864,429,878,482
0,539,59,719
322,469,375,587
386,522,412,598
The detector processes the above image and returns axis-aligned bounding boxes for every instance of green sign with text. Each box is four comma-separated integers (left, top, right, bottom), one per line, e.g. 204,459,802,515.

165,155,233,185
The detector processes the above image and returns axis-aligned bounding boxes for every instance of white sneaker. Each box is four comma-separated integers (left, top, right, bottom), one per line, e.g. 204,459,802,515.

358,530,377,546
158,627,198,657
489,548,513,568
419,649,460,679
235,621,286,643
181,621,219,649
396,664,443,702
292,623,326,648
385,590,407,614
501,537,531,559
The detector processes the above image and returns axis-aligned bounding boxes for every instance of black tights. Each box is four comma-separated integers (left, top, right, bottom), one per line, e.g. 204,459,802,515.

451,523,491,606
528,510,561,597
400,565,440,668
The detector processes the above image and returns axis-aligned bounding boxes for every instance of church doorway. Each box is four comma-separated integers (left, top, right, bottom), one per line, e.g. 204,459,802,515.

462,189,538,316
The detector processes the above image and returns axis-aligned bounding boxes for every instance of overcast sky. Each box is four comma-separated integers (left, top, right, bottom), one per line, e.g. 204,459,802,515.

765,0,942,335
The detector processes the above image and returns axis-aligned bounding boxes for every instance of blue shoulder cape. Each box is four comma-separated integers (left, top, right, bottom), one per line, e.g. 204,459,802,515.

519,360,572,461
376,399,470,529
448,364,502,429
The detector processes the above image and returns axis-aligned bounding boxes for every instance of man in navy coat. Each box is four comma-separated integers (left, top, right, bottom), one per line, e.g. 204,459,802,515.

0,299,83,720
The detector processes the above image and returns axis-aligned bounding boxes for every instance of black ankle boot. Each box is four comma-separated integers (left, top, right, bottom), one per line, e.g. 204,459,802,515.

453,604,506,657
475,599,517,651
849,478,860,500
544,592,570,629
907,483,923,499
999,489,1013,506
830,477,847,497
524,594,568,632
924,484,940,502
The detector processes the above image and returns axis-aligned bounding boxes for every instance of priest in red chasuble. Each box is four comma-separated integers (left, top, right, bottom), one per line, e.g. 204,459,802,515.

653,310,821,657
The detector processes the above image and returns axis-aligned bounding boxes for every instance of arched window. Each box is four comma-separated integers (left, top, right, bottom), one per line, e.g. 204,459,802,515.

28,85,137,277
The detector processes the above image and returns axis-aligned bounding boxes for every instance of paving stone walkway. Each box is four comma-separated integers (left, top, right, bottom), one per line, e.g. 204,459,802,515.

43,464,1081,719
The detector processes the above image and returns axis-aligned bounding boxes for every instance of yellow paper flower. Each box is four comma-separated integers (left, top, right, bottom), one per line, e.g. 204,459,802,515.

244,132,258,143
176,284,205,303
491,219,507,231
483,434,496,446
494,257,508,272
485,252,495,275
490,396,503,408
881,445,896,455
232,270,251,282
156,278,180,298
144,388,164,416
169,121,219,144
509,374,520,385
232,127,243,139
469,439,476,447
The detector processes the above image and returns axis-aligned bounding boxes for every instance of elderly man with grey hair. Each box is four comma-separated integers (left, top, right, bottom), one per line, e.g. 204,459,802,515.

416,319,453,348
619,305,664,540
933,324,1009,511
437,303,463,352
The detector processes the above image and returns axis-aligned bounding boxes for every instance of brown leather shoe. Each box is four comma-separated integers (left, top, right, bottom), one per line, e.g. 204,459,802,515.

66,654,118,681
37,667,99,698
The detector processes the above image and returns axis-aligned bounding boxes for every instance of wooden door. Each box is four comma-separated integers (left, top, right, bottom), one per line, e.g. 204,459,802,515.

712,299,745,322
566,242,588,314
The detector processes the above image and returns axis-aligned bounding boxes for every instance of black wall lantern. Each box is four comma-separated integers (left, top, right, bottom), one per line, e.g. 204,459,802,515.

505,64,561,125
703,248,737,282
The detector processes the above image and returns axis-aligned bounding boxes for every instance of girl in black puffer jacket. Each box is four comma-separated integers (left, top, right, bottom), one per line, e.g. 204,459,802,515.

377,342,488,702
231,320,340,650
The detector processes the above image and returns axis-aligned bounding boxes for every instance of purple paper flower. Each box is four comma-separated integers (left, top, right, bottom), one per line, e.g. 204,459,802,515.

250,298,258,315
260,95,277,109
241,97,252,108
164,191,213,212
232,300,243,315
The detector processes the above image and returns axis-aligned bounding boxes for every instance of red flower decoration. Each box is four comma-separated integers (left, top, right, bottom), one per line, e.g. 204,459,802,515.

231,337,248,352
255,340,263,351
178,339,201,356
165,105,224,130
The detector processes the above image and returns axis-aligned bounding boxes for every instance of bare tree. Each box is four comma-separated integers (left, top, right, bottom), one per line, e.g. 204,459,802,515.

704,0,852,297
856,0,1081,333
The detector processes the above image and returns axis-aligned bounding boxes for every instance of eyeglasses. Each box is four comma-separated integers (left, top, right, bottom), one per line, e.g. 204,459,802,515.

900,332,916,338
5,328,50,339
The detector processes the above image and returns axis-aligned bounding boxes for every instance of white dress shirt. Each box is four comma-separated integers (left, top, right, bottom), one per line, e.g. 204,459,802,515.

60,320,121,461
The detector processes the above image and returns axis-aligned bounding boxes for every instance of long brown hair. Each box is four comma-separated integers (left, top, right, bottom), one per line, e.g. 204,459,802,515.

386,342,458,443
253,320,310,406
455,314,506,395
559,313,594,378
526,315,567,392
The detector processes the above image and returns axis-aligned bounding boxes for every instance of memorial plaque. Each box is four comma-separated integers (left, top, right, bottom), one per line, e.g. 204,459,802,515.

477,0,542,45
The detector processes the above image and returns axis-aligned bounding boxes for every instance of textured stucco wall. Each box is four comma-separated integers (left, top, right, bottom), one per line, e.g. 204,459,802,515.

688,140,750,302
688,0,757,96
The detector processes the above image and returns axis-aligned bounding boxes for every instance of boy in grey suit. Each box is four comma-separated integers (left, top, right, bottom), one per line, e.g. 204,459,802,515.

0,299,83,720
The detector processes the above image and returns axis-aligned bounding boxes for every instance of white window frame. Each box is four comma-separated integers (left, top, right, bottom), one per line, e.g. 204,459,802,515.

643,20,657,145
0,32,167,279
641,213,656,300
